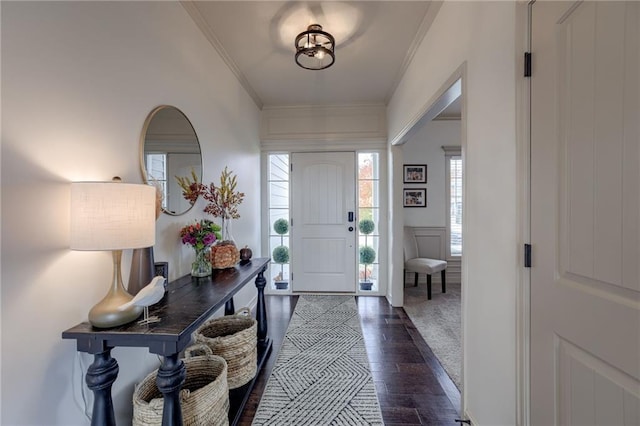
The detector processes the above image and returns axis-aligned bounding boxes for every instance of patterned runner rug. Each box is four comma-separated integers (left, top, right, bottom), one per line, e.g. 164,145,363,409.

252,295,384,425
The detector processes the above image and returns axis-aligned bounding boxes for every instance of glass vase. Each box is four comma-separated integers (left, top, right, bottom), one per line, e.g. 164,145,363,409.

221,216,235,244
191,246,212,277
212,217,240,269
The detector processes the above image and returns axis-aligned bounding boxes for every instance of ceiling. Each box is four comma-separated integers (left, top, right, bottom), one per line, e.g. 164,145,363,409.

184,1,440,109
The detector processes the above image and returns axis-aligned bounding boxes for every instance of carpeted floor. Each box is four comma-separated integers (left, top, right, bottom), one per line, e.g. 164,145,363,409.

403,282,462,390
252,295,384,425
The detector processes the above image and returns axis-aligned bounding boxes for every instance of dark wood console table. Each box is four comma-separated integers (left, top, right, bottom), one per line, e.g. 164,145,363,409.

62,257,271,426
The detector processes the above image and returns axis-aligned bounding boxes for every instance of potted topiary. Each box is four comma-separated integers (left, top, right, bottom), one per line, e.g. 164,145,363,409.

272,218,290,290
358,219,376,291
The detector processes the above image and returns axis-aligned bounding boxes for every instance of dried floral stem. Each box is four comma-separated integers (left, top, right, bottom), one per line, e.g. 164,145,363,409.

201,167,244,219
177,166,245,220
175,168,203,204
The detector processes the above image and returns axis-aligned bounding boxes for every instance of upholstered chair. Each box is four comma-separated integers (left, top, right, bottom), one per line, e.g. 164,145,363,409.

403,227,447,300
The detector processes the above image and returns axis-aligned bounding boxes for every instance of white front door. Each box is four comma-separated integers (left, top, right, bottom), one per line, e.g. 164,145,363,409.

531,1,640,424
291,152,357,292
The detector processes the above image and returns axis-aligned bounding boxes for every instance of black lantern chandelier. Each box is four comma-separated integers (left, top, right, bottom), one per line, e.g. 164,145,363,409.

295,24,335,70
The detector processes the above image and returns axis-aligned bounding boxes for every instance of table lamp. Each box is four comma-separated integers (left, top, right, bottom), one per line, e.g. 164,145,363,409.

70,180,156,328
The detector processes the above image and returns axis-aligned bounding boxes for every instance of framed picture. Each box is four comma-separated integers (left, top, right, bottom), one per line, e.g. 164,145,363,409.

403,188,427,207
403,164,427,183
154,262,169,280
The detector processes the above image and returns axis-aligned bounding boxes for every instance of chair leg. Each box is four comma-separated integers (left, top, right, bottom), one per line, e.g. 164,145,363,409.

441,270,446,294
414,272,419,287
427,274,432,300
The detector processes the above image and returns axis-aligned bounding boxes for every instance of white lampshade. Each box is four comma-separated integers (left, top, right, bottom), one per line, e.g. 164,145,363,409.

70,182,156,251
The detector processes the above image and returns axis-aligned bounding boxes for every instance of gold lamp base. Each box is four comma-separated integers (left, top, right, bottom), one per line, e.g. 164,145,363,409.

89,250,143,329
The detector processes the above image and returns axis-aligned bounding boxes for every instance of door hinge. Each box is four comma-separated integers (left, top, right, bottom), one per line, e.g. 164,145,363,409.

290,218,293,226
524,52,532,77
524,243,532,267
291,273,293,281
290,163,293,171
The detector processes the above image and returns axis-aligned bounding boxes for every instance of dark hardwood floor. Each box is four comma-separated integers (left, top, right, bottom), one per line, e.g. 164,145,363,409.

239,295,461,425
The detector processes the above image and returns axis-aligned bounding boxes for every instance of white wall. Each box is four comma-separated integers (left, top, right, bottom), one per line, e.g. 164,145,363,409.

403,120,461,227
388,2,518,425
1,2,261,425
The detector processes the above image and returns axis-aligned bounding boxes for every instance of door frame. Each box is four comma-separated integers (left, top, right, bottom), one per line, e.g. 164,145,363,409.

516,2,532,425
389,63,468,416
261,145,389,297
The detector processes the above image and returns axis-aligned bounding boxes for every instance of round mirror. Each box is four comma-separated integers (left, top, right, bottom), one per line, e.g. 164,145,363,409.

140,106,202,216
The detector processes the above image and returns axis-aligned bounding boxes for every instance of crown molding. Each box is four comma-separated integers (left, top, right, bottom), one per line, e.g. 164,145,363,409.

181,1,263,109
385,0,443,105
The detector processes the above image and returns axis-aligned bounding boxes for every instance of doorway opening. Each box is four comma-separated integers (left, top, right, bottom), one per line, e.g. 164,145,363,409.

396,76,465,397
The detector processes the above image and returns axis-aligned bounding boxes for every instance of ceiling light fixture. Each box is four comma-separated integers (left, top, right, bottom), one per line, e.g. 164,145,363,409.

295,24,335,70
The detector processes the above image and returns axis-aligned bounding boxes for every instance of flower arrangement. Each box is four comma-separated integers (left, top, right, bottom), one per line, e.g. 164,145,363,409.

176,166,245,220
175,168,202,205
177,167,244,269
179,219,221,251
200,167,245,219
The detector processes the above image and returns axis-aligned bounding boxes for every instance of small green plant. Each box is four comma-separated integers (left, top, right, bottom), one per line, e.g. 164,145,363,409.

272,218,290,286
273,218,289,235
359,246,376,265
358,219,376,284
359,246,376,285
272,246,290,264
358,219,375,235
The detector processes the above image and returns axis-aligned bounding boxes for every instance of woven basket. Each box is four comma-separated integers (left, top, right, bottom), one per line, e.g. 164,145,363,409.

210,241,240,269
194,308,257,389
132,344,229,426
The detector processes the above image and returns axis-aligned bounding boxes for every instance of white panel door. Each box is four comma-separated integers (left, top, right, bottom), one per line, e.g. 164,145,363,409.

531,2,640,424
291,152,356,292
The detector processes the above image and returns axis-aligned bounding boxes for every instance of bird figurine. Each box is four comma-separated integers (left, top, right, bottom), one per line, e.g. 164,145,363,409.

119,275,166,325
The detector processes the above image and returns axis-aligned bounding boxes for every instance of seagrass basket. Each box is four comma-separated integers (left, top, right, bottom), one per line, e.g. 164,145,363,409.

210,241,240,269
132,344,229,426
194,308,257,389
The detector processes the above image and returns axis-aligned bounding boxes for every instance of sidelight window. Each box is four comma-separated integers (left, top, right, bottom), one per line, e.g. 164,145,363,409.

358,152,380,291
267,154,290,290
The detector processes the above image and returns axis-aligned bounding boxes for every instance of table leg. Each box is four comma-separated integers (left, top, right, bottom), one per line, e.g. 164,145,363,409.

157,354,186,426
255,266,268,347
85,349,118,426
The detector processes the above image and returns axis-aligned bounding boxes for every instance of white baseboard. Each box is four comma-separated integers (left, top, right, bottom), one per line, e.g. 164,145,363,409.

463,409,478,426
